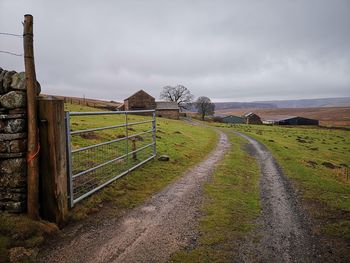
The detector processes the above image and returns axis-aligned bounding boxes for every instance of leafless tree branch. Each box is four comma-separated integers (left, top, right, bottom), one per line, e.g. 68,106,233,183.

160,85,194,111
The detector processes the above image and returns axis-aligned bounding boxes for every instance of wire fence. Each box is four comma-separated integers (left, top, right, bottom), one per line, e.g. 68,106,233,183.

0,31,23,57
65,110,157,207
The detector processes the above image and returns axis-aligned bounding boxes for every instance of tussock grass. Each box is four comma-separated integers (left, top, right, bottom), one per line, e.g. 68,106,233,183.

0,214,58,261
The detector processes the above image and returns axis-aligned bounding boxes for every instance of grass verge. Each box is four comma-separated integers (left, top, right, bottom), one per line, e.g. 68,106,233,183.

211,123,350,245
170,131,260,262
0,214,58,262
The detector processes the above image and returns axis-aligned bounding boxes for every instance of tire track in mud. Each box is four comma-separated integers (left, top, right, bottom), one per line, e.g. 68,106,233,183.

39,130,229,263
235,131,326,263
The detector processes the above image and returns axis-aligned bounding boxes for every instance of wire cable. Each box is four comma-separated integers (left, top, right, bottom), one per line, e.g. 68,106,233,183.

0,32,22,37
0,50,23,57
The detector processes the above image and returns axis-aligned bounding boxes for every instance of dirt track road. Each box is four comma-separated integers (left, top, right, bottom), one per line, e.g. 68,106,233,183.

235,132,326,263
39,131,229,263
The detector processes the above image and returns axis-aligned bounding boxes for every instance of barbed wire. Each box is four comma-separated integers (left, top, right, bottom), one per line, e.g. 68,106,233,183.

0,50,23,57
0,32,22,37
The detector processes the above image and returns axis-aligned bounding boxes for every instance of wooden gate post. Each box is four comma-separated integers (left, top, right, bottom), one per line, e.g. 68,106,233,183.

23,14,40,220
38,97,68,226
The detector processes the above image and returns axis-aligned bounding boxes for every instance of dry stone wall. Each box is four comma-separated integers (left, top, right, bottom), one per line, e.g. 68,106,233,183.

0,68,40,213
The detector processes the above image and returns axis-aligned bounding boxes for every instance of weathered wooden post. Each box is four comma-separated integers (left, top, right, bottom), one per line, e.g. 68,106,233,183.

23,14,40,219
131,138,137,160
38,97,68,226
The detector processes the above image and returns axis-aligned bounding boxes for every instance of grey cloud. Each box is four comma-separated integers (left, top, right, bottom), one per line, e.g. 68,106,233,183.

0,0,349,102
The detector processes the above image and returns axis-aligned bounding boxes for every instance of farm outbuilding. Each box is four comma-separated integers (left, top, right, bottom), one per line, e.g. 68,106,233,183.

222,115,245,124
243,112,263,124
263,116,319,125
119,90,180,119
123,90,156,111
155,101,180,119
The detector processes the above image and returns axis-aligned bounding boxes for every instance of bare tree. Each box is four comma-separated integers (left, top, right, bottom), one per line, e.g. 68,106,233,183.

160,85,194,111
195,96,215,120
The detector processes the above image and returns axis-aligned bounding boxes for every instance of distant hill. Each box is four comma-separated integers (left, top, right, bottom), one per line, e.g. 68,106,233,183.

40,94,122,110
210,97,350,110
216,107,350,127
214,102,277,110
253,97,350,108
185,101,276,112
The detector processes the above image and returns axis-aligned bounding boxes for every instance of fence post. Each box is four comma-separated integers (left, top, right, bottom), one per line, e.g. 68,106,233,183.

125,112,129,170
152,111,157,156
132,138,137,160
38,97,68,226
23,14,40,220
65,111,74,208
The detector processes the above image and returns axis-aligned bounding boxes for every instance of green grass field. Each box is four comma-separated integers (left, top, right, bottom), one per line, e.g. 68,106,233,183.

171,132,260,262
64,104,218,220
212,123,350,242
0,104,218,261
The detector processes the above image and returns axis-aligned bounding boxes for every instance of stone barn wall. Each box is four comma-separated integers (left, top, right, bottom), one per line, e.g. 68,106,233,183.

0,68,39,213
124,90,156,110
123,90,180,119
245,113,263,125
156,109,179,120
155,101,180,120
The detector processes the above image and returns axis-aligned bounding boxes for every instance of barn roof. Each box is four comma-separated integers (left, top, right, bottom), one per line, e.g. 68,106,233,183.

213,113,228,118
263,115,297,121
125,89,155,100
223,115,244,119
117,103,125,109
243,112,259,117
263,115,319,122
156,101,180,110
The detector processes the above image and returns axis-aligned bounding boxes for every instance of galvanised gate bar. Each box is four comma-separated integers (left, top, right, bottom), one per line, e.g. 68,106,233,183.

65,110,156,207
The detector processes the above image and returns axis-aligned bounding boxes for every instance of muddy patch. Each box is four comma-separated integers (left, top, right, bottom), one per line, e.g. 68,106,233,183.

322,162,337,169
306,160,318,168
79,132,100,140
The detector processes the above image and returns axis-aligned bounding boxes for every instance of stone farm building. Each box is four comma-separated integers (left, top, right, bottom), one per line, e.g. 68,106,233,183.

155,101,180,119
119,90,180,119
243,112,263,124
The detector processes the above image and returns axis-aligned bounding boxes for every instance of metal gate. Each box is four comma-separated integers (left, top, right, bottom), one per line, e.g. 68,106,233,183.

65,110,156,207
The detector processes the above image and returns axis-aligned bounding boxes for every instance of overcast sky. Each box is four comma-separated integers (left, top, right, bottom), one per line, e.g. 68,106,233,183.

1,0,349,102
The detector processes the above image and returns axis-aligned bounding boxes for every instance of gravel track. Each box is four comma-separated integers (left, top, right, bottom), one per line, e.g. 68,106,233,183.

235,131,326,263
38,131,229,263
